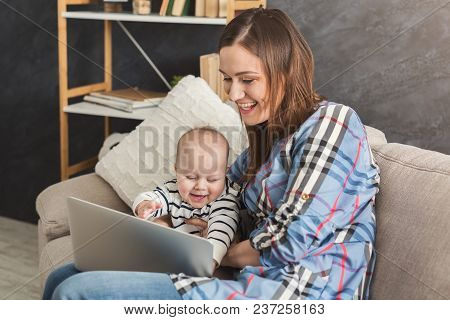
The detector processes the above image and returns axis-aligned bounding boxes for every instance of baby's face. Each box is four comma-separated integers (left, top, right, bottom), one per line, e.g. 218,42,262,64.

175,137,228,209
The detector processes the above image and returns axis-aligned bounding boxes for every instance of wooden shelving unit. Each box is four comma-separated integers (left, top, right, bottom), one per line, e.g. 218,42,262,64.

57,0,266,180
62,11,227,24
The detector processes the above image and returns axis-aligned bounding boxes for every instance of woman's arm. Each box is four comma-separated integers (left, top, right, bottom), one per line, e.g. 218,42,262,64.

220,240,260,268
186,218,260,268
250,105,380,265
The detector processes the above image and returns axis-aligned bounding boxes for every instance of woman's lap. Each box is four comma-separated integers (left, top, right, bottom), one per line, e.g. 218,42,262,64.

43,263,181,300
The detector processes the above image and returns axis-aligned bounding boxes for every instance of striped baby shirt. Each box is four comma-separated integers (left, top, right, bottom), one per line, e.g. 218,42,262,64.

132,178,241,264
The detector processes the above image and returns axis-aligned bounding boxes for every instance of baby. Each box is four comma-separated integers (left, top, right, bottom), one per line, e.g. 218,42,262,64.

132,127,240,268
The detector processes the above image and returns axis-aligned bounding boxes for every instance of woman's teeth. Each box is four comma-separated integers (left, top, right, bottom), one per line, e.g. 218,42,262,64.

238,102,257,110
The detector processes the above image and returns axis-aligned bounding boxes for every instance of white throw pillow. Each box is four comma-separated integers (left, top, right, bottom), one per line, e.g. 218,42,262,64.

95,75,248,207
98,132,128,160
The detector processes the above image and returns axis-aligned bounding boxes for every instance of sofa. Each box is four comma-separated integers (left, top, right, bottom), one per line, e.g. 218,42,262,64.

36,126,450,299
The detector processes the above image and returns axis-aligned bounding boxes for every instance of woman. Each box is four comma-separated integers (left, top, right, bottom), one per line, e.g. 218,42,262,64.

44,8,379,300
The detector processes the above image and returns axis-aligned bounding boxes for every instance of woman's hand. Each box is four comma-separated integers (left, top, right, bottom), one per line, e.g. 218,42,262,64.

185,218,208,237
186,219,261,269
221,240,261,269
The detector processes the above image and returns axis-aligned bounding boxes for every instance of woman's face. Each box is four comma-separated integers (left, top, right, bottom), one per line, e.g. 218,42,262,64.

219,44,270,126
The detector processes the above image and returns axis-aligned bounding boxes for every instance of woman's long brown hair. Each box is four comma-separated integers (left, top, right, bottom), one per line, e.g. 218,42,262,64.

219,8,323,182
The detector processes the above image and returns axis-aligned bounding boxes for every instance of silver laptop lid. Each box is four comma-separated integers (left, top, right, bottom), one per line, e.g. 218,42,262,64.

67,197,214,277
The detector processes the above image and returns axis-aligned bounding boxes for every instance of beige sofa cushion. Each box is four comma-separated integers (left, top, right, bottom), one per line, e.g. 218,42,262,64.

370,143,450,299
38,235,73,292
36,173,129,242
365,125,387,147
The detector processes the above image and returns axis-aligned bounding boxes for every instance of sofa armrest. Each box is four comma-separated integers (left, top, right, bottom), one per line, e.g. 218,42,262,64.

370,143,450,299
365,125,387,147
36,173,129,242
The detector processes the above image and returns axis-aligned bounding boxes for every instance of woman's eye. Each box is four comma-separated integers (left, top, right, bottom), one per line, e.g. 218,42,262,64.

223,77,231,82
242,79,254,84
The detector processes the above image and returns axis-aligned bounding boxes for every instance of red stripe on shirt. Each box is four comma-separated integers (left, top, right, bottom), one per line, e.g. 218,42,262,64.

264,184,274,209
350,195,360,224
245,274,255,292
225,275,255,300
259,266,265,276
319,115,349,130
318,115,361,140
226,292,239,300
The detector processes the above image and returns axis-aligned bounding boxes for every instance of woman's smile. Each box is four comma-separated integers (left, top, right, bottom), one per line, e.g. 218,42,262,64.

219,44,271,126
237,101,258,114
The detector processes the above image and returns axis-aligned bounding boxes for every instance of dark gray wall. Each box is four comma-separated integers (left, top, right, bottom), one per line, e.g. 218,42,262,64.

273,0,450,151
1,0,449,223
0,0,222,223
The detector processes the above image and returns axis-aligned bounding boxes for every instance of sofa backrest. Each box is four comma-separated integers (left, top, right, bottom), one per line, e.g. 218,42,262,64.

369,142,450,299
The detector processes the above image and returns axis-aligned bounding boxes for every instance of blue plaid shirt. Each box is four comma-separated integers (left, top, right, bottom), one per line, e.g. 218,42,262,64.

170,102,380,299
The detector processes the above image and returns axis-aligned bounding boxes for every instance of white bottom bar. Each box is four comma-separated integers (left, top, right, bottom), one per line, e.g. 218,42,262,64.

1,300,449,320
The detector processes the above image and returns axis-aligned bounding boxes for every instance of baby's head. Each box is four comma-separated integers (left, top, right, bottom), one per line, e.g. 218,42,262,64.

175,127,229,208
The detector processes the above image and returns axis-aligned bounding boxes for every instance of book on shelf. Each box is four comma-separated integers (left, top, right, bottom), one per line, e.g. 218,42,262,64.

161,0,192,17
195,0,205,17
182,0,191,16
166,0,175,15
200,53,228,101
218,0,227,18
159,0,169,16
205,0,219,18
171,0,185,16
83,88,167,113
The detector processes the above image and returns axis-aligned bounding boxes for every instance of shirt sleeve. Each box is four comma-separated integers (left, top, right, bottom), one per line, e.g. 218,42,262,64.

206,183,240,264
249,104,380,266
132,184,172,219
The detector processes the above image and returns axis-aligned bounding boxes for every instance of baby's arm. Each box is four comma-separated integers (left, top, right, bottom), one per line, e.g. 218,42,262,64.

135,200,162,219
207,194,240,266
132,185,171,219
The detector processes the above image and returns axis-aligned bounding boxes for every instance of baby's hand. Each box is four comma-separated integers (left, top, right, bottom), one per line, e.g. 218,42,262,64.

135,200,162,219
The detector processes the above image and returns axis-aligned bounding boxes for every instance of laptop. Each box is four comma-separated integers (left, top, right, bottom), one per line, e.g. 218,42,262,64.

67,197,214,277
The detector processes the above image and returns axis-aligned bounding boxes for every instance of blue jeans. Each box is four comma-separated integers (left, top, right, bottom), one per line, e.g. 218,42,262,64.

43,263,182,300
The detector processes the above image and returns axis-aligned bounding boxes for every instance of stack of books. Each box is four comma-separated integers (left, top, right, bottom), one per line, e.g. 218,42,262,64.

200,53,227,101
193,0,227,18
159,0,226,17
83,88,167,113
159,0,192,16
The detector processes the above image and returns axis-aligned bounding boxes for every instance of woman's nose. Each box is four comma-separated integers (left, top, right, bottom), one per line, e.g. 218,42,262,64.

228,82,245,101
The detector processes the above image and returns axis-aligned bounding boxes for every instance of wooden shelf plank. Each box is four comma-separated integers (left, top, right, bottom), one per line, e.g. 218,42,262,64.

64,102,156,120
235,0,263,10
62,11,227,25
66,0,98,5
68,82,107,98
68,156,98,176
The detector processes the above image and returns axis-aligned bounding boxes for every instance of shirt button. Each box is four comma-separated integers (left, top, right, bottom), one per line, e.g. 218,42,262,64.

301,193,310,201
